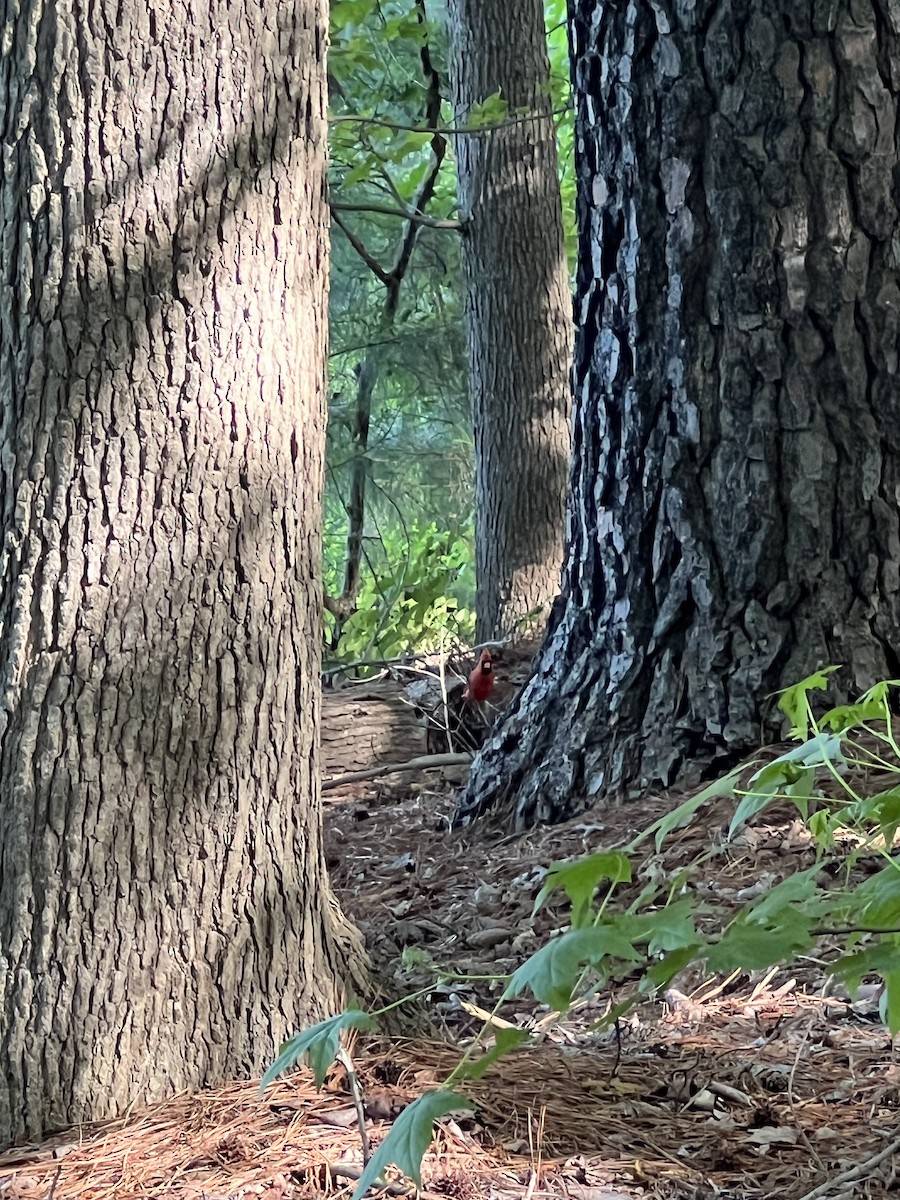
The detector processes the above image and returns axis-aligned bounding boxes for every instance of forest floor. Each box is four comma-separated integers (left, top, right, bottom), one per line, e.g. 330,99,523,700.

2,724,900,1200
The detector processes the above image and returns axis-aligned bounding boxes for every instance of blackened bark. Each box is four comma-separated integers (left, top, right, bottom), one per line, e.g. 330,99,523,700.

0,0,366,1144
456,0,900,829
447,0,573,642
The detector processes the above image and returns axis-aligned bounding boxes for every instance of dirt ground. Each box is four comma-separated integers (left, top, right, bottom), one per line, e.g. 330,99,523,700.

2,760,899,1200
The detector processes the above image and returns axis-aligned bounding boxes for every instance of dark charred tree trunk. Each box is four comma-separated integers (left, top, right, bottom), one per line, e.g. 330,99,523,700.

455,0,900,830
446,0,573,643
0,0,366,1144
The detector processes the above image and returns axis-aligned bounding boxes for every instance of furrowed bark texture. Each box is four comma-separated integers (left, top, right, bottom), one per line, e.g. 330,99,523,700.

446,0,573,642
456,0,900,830
0,0,365,1144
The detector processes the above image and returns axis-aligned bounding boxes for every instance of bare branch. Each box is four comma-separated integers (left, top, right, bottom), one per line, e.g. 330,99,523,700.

330,208,393,282
330,200,460,230
323,592,355,620
385,0,448,302
330,106,572,137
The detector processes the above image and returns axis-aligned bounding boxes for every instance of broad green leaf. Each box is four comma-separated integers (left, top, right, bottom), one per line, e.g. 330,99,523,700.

505,927,641,1012
331,0,374,27
626,881,662,914
260,1009,374,1092
844,864,900,928
784,765,819,818
624,899,697,955
353,1090,474,1198
628,767,743,853
730,734,845,836
882,971,900,1034
821,679,900,732
455,1027,530,1081
341,159,378,187
860,679,900,705
533,851,632,926
748,733,846,781
832,938,900,992
728,786,781,837
706,912,813,972
868,788,900,846
807,807,841,847
387,131,432,163
742,866,823,925
774,666,840,738
465,90,509,129
642,944,705,992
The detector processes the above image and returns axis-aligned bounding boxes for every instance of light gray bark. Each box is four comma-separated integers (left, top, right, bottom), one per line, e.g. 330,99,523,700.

446,0,573,642
456,0,900,830
0,0,365,1144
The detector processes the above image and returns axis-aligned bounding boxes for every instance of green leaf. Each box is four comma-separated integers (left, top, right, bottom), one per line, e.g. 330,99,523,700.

455,1027,530,1081
629,767,743,853
341,159,378,187
882,971,900,1034
590,997,636,1031
353,1090,474,1198
868,788,900,847
642,944,706,991
260,1009,374,1092
728,785,781,837
505,927,641,1012
625,899,697,955
387,130,432,163
845,864,900,928
832,938,900,992
465,90,509,129
742,866,823,925
806,807,837,846
775,666,840,738
820,679,900,732
706,912,813,972
533,851,632,925
730,734,845,836
756,733,846,774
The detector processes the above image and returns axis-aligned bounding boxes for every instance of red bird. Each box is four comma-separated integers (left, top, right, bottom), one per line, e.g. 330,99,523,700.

463,649,494,705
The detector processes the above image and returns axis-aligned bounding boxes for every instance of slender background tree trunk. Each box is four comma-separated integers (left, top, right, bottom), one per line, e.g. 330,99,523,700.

456,0,900,830
0,0,365,1144
446,0,573,643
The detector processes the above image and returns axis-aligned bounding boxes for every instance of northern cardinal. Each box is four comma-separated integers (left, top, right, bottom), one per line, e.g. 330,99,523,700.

463,649,494,705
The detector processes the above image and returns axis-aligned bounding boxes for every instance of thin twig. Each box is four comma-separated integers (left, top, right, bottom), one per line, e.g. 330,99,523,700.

323,653,431,678
46,1164,62,1200
322,638,511,678
330,200,461,230
796,1132,900,1200
438,632,454,754
335,1048,370,1165
330,1162,448,1200
329,106,572,136
322,752,472,792
330,208,393,283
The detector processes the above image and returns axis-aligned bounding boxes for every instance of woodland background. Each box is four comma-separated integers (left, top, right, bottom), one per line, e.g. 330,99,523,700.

2,1,900,1198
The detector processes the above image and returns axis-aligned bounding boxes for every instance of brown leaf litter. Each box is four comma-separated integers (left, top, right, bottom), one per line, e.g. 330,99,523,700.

3,739,900,1200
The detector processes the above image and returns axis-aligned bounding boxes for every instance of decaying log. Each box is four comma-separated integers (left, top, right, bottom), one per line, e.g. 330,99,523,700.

321,679,424,783
320,639,541,794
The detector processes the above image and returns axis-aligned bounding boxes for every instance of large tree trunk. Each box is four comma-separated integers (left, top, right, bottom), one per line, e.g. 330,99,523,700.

0,0,365,1145
446,0,573,643
455,0,900,830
